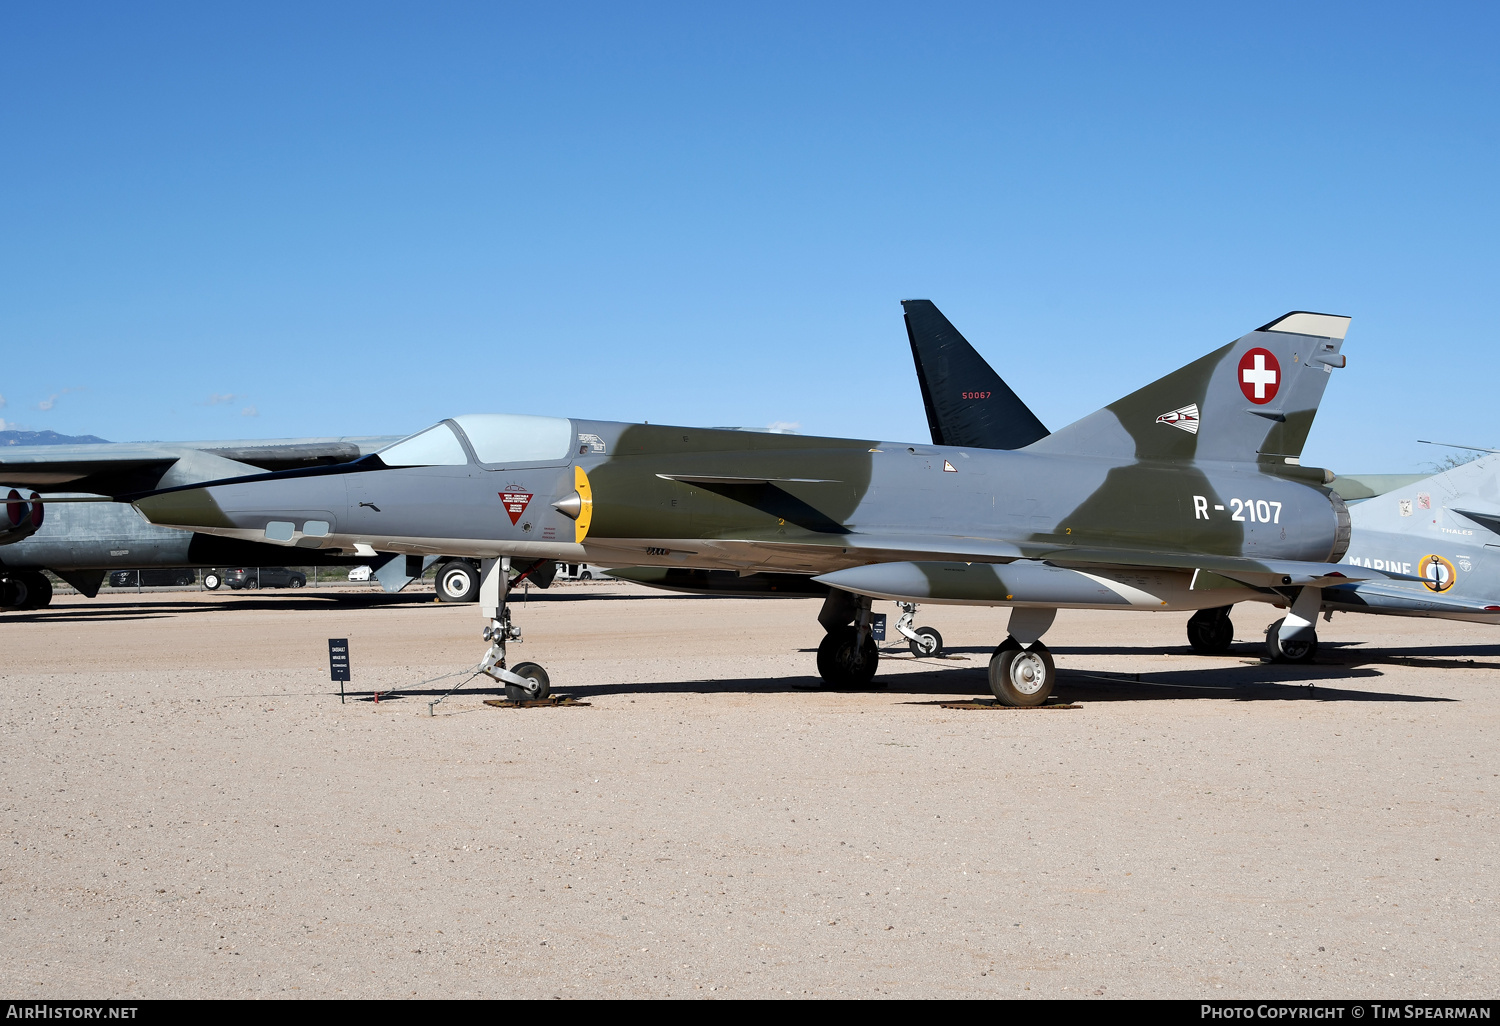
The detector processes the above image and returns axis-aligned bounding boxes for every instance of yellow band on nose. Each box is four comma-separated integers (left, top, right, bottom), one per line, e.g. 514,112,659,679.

573,464,593,543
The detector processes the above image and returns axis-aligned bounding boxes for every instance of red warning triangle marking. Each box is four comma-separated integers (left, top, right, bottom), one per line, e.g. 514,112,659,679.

500,491,532,525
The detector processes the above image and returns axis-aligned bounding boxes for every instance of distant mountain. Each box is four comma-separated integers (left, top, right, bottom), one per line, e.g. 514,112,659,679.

1,429,111,446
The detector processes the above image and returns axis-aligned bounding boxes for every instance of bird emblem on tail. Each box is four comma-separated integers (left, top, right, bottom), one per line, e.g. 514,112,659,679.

1155,403,1200,434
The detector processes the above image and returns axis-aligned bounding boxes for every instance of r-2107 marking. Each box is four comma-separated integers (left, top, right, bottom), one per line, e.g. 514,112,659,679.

1192,495,1281,523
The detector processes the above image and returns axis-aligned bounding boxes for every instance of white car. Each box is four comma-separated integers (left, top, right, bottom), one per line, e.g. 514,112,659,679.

347,565,373,582
556,563,601,581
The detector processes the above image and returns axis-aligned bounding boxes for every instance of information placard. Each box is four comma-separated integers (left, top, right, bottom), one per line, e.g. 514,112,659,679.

329,638,351,680
328,638,350,703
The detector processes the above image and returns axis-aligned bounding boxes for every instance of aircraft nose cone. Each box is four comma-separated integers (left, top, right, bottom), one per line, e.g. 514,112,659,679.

552,491,584,520
133,487,233,530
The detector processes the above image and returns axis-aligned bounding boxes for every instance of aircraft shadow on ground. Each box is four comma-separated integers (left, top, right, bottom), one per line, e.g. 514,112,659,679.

545,662,1447,704
1,611,180,624
933,640,1500,674
3,594,428,621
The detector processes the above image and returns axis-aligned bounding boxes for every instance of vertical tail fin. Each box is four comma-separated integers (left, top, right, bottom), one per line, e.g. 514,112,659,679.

1026,311,1350,464
901,299,1049,450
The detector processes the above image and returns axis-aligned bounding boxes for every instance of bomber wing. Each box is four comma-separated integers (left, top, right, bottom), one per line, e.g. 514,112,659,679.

0,436,401,498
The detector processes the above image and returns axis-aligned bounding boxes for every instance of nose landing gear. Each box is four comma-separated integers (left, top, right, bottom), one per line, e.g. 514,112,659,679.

476,557,552,701
892,602,944,657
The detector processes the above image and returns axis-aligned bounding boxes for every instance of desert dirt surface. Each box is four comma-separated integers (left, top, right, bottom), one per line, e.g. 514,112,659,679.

1,581,1496,999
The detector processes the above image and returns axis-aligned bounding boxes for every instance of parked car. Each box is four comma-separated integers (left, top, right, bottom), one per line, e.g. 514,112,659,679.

555,562,601,581
108,568,197,588
223,567,307,590
347,565,373,582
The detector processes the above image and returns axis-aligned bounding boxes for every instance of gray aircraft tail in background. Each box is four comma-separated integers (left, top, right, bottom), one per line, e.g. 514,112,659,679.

1328,454,1500,623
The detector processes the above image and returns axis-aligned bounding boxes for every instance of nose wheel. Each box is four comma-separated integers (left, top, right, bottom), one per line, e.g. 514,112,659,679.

504,662,551,702
892,602,944,657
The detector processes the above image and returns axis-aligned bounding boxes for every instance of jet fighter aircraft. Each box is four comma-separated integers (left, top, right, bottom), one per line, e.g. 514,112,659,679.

85,309,1419,706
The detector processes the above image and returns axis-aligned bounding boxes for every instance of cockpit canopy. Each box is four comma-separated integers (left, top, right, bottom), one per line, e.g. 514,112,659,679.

376,414,573,467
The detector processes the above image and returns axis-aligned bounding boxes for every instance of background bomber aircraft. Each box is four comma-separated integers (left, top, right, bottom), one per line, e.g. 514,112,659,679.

53,307,1429,707
0,432,520,608
901,299,1500,660
0,434,400,608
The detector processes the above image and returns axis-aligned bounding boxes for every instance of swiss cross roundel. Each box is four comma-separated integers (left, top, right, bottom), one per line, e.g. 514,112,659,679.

1238,347,1281,404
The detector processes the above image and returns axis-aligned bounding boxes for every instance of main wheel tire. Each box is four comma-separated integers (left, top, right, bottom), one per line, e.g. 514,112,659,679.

1,574,31,610
1266,617,1318,663
436,561,480,602
1187,607,1235,654
908,626,944,658
579,571,593,581
20,572,52,609
203,572,222,591
290,577,305,588
505,662,551,702
989,642,1056,707
816,626,880,689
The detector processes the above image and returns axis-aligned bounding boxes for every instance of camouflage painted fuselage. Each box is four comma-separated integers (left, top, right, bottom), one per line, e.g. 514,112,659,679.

126,416,1345,613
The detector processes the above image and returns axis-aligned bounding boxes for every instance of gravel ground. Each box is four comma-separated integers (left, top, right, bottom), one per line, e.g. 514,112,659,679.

1,583,1496,999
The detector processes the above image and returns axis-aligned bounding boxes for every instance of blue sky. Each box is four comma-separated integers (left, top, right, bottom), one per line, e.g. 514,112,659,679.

2,2,1496,472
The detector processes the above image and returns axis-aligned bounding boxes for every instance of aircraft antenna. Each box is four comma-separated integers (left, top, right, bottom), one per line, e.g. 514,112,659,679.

1417,439,1500,454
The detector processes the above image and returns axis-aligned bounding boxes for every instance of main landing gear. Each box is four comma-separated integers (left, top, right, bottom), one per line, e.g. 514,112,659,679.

435,559,481,602
816,590,880,688
987,607,1058,707
476,557,552,701
1186,606,1235,654
1264,587,1322,664
814,595,946,687
1265,617,1318,662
